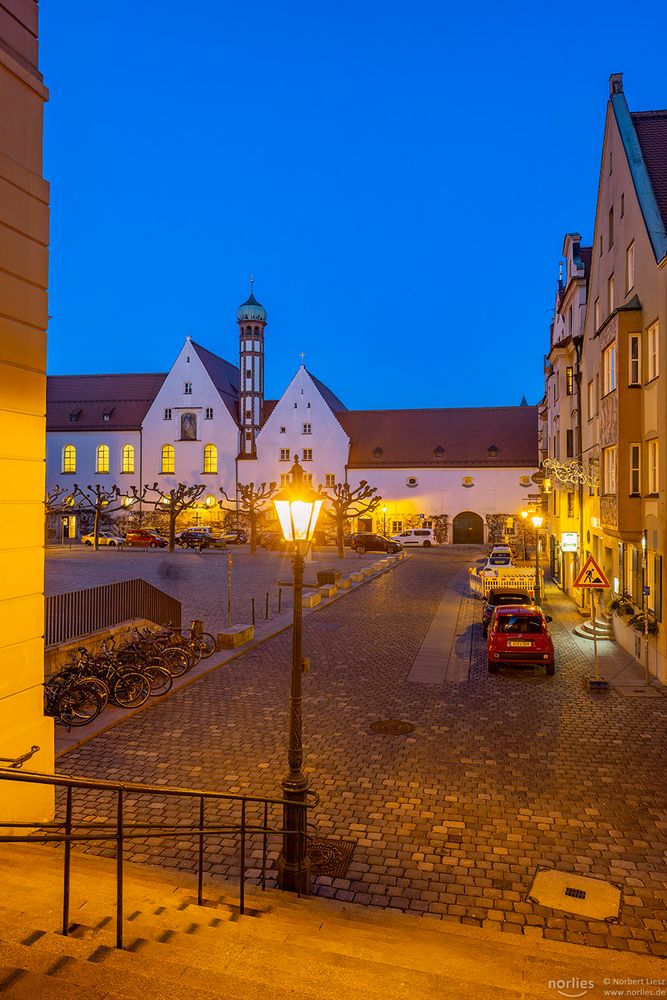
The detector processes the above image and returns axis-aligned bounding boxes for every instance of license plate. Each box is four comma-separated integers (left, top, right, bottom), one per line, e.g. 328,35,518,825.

508,640,532,648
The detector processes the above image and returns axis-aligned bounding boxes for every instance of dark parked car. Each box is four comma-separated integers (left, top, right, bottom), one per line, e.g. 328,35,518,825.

351,532,402,555
487,605,555,675
124,529,168,548
177,529,216,549
259,530,288,550
482,589,533,637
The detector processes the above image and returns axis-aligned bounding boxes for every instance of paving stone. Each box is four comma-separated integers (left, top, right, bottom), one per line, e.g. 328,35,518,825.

51,550,667,957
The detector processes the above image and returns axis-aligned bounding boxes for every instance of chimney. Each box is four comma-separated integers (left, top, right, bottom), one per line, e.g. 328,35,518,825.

609,73,623,96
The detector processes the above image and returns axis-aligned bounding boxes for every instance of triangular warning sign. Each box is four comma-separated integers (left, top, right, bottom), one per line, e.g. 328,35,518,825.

573,555,610,589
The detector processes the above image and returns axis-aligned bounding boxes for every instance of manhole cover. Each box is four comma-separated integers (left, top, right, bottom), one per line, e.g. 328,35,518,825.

528,869,621,920
308,838,355,878
370,720,415,736
614,686,664,698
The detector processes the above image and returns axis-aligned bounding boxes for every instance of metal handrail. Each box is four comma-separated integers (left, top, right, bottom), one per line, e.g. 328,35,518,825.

0,767,317,949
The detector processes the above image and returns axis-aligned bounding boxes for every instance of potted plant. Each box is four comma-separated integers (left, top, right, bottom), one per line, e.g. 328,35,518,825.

629,610,659,636
610,593,635,617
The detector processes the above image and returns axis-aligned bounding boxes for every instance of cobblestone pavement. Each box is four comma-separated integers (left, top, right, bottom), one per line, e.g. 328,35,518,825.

55,550,667,957
46,544,381,635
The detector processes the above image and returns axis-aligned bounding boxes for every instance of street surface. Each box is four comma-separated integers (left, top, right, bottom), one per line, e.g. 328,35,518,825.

52,548,667,957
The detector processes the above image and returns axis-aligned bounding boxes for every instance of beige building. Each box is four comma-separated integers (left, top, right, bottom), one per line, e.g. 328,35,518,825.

544,74,667,683
0,1,53,820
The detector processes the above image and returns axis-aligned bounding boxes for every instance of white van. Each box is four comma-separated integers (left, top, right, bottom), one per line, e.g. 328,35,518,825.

391,528,435,547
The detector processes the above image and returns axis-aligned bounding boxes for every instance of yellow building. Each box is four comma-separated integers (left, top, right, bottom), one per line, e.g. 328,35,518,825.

0,1,53,821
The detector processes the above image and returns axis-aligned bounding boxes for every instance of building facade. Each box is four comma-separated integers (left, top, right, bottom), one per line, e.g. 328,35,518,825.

0,0,54,822
46,294,539,544
543,75,667,683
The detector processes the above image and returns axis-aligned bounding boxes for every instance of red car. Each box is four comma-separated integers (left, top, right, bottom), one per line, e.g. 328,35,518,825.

487,605,555,676
124,529,168,548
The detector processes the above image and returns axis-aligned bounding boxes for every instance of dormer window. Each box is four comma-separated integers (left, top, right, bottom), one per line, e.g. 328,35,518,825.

434,445,445,458
488,445,499,458
69,409,81,423
373,447,383,459
184,382,192,394
103,407,114,422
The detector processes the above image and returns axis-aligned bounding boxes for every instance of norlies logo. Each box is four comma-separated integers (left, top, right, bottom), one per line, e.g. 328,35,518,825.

548,979,595,998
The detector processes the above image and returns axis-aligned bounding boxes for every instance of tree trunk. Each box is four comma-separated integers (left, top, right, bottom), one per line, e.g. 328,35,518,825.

168,506,176,552
336,514,345,559
93,505,101,551
249,509,257,555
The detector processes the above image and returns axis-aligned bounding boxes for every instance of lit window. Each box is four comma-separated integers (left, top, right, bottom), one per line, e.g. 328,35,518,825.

602,342,616,395
62,444,76,474
203,444,217,474
184,382,192,394
629,335,640,386
280,448,290,461
630,443,640,496
302,448,312,461
161,444,175,474
96,444,110,474
325,473,336,487
302,423,312,434
603,445,616,495
121,444,135,474
164,408,172,420
626,242,635,291
648,439,659,494
648,321,659,380
205,407,213,420
566,367,574,395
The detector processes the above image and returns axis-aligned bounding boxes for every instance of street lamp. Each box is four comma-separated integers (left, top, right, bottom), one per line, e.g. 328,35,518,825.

531,514,543,604
381,505,387,536
520,510,528,562
273,458,323,893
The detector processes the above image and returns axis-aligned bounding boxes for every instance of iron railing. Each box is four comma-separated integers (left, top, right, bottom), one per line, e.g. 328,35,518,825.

0,768,316,949
45,579,182,647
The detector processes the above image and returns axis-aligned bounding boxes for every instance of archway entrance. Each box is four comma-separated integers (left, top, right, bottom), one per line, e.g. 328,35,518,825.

453,511,484,544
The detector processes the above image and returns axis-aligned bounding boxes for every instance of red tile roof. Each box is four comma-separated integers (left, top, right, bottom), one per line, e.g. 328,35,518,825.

46,373,167,431
632,110,667,232
339,406,538,468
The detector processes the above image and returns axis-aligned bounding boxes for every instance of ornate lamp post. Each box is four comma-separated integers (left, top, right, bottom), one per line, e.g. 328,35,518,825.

273,458,323,893
381,505,387,536
520,509,528,562
531,514,543,604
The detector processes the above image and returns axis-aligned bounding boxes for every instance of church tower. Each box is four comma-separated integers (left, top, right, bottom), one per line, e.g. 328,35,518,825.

237,280,267,457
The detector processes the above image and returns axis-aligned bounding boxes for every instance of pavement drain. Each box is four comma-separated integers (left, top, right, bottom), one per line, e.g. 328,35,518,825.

528,868,622,921
308,838,355,878
369,720,416,736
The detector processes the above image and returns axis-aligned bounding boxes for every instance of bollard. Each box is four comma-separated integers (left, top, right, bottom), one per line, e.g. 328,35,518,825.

278,587,282,613
251,598,255,626
265,592,269,620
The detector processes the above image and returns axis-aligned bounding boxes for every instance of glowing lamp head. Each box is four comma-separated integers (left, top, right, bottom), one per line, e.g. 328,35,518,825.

273,458,323,543
521,510,528,520
531,514,543,529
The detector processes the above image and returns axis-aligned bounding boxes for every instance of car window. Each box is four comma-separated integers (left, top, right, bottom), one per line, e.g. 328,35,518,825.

497,615,544,634
494,594,530,606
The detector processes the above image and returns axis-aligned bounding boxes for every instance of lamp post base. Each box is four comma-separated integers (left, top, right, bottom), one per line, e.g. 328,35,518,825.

277,774,311,894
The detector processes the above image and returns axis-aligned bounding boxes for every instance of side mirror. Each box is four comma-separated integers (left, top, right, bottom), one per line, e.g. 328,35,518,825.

545,615,553,623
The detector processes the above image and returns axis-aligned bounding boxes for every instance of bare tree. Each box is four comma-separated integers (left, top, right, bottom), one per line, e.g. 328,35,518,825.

72,483,144,550
44,484,80,545
219,480,277,554
138,482,206,552
320,480,381,558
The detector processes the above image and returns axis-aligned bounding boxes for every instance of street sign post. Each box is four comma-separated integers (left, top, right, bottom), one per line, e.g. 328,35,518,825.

573,555,610,688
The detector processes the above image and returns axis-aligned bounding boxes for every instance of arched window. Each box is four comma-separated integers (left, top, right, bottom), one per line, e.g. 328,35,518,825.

161,444,175,474
121,444,135,474
96,444,109,474
62,444,76,474
203,444,217,474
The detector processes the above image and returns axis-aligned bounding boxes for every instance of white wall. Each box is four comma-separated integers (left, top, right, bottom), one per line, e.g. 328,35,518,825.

46,430,142,493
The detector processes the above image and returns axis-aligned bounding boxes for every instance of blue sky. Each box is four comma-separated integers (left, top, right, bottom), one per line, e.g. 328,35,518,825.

41,1,667,410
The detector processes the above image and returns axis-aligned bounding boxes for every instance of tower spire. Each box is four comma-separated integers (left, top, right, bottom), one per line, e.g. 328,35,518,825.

237,285,267,459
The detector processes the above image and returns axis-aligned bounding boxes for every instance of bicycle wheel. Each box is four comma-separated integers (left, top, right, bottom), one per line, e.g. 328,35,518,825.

160,646,191,677
78,676,110,711
57,685,103,727
196,632,217,658
143,664,173,696
111,671,150,709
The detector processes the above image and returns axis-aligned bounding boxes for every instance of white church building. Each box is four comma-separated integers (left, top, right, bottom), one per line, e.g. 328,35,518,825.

46,290,539,544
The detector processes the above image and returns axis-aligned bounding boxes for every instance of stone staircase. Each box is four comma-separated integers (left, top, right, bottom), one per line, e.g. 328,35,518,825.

573,616,615,641
0,844,660,999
